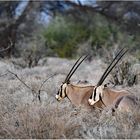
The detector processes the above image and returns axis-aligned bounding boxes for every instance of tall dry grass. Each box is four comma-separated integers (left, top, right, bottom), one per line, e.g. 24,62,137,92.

0,57,140,139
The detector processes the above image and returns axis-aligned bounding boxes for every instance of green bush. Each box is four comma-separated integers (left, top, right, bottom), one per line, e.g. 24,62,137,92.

43,16,88,58
43,15,113,58
43,14,139,58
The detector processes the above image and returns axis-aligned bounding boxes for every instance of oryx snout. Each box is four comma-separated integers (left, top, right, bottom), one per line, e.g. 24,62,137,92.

88,98,96,105
55,94,62,101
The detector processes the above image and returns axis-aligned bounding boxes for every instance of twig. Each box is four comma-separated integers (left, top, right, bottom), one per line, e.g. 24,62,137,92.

38,73,57,102
0,38,13,53
7,69,57,102
0,72,8,77
7,70,32,91
0,46,11,53
38,73,57,92
8,37,13,46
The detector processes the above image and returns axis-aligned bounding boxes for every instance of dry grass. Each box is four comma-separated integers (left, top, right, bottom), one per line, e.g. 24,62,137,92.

0,57,140,139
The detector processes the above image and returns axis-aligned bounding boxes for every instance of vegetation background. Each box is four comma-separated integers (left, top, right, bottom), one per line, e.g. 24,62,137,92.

0,1,140,139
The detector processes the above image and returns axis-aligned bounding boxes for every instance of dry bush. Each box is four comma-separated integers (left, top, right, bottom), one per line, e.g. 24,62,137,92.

98,108,140,139
101,46,139,87
110,59,139,87
16,34,46,68
1,99,140,139
0,100,99,139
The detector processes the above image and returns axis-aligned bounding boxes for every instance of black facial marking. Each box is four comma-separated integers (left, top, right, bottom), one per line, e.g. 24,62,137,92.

93,87,97,101
89,95,92,99
64,86,66,95
57,90,59,95
99,94,102,100
60,85,63,97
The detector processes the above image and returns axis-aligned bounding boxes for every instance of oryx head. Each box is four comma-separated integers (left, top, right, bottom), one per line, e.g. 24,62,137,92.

56,55,89,101
88,48,128,106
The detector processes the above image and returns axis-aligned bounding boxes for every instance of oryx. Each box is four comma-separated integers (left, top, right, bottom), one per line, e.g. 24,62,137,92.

55,55,104,109
88,48,138,112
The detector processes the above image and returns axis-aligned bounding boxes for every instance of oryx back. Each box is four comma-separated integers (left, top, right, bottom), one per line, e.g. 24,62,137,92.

113,94,139,112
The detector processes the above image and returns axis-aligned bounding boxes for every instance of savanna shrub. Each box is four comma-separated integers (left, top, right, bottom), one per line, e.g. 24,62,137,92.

109,57,138,86
43,14,114,58
17,34,46,68
43,14,140,59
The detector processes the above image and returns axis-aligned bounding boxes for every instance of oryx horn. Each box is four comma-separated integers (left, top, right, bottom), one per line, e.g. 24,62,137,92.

64,55,89,83
97,48,125,86
97,48,128,86
64,55,83,83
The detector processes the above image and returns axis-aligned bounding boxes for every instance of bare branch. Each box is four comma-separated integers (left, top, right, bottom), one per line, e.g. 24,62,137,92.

0,72,8,77
0,38,13,53
0,46,11,53
37,73,58,102
39,73,57,92
7,70,57,102
7,70,32,91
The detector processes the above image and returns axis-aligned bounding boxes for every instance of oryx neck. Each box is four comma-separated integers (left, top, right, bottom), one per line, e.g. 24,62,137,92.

99,94,106,108
66,84,93,107
101,87,122,106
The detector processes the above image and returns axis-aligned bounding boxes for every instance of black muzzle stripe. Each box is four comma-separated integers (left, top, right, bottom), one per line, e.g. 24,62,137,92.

94,87,97,101
60,85,63,97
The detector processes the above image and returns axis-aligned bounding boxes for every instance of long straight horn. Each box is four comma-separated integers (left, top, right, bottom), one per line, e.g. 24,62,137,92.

97,48,128,86
64,55,83,83
97,48,125,86
66,54,89,83
99,49,128,85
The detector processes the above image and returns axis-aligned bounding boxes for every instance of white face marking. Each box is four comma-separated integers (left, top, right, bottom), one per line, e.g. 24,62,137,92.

61,83,67,98
55,95,62,101
88,85,104,106
55,83,67,101
88,98,96,105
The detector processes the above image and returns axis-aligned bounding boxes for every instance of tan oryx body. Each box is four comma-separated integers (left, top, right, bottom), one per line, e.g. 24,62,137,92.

88,48,138,113
59,83,93,107
89,85,138,112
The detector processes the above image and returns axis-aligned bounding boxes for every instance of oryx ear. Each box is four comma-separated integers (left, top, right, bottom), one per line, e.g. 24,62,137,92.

67,80,70,84
104,84,108,87
104,82,110,87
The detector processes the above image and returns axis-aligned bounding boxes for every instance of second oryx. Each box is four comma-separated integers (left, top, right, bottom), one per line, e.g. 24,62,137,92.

88,48,138,112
